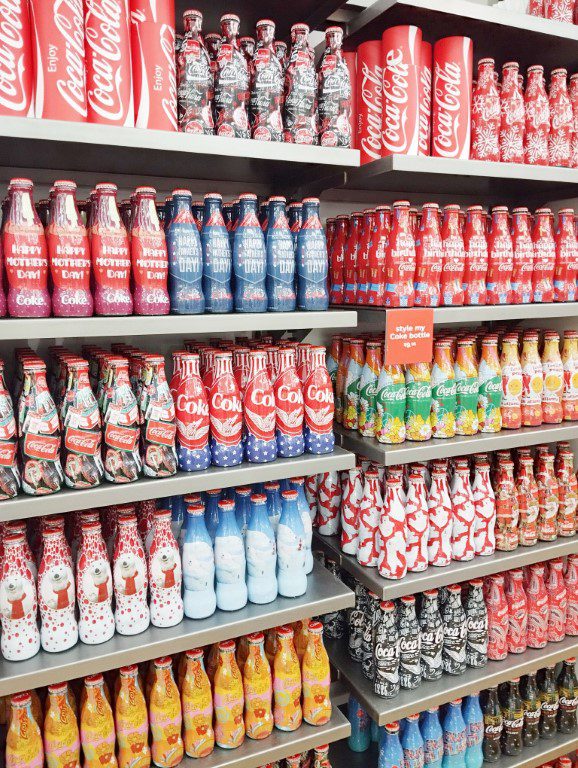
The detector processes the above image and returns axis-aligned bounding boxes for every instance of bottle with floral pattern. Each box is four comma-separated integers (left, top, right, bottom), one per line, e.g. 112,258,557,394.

182,649,214,758
149,657,183,768
113,511,150,635
116,665,150,768
7,692,44,768
213,639,245,749
38,525,77,652
77,521,114,645
273,625,303,731
80,675,118,768
243,631,273,739
44,682,80,768
302,620,331,726
148,510,183,628
0,532,40,660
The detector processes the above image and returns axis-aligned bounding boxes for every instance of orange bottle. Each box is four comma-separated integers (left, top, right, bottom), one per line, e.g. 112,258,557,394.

181,649,214,758
302,620,332,726
500,333,522,429
521,331,543,426
213,639,245,749
7,692,44,768
206,642,220,686
236,635,250,674
243,632,273,739
116,665,150,768
273,625,302,731
80,675,118,768
264,628,277,668
44,682,80,768
293,618,310,664
542,330,564,423
149,657,184,768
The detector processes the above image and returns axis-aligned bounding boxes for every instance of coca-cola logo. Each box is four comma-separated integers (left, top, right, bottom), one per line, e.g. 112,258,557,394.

0,441,17,466
160,23,177,130
305,384,333,404
105,423,138,451
0,0,29,112
85,0,128,121
54,0,87,117
145,419,176,446
176,393,208,417
374,641,398,661
382,48,411,153
23,433,60,461
432,60,463,158
400,637,419,653
65,427,100,456
360,60,383,162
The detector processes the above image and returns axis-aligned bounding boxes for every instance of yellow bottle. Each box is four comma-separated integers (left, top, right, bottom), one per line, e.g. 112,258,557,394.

213,639,245,749
182,649,215,758
44,683,80,768
116,665,151,768
7,692,44,768
302,620,332,726
243,632,273,740
80,675,118,768
149,657,184,768
273,625,302,732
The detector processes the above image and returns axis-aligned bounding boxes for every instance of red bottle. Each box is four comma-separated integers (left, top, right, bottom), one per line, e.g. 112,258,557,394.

355,209,374,305
343,212,362,304
283,23,317,145
528,0,544,13
138,354,177,478
384,201,415,308
486,206,513,305
532,208,556,303
554,208,578,302
471,58,500,162
485,574,508,661
329,215,348,304
367,206,390,306
462,205,488,306
569,74,578,167
214,14,250,139
546,558,567,643
494,458,519,551
414,203,442,307
524,65,550,166
565,554,578,636
547,0,573,24
505,569,527,654
101,356,142,484
549,68,573,168
209,352,243,467
440,205,465,306
535,446,559,541
130,187,170,316
555,446,577,537
511,207,534,304
250,19,283,142
499,62,524,164
526,563,549,649
177,10,214,136
0,360,19,500
273,347,304,459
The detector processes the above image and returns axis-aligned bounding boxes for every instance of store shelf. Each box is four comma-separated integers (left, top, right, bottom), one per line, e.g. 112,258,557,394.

0,310,358,341
330,730,578,768
0,447,355,522
336,423,578,466
312,533,578,601
0,561,354,696
182,709,350,768
0,118,359,186
327,635,578,724
344,0,578,71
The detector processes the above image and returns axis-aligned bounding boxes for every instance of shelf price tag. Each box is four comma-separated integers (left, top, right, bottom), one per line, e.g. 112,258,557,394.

384,308,434,365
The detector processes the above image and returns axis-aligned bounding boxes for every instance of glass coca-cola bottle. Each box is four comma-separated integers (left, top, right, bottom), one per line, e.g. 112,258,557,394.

463,205,488,306
214,14,250,138
0,360,19,499
166,189,204,314
549,68,573,168
414,203,442,307
471,58,500,162
532,208,556,303
524,65,550,166
200,193,233,313
441,205,465,306
521,673,540,747
499,62,524,163
283,23,318,145
486,206,513,305
557,658,578,733
482,687,503,763
317,26,351,148
250,19,283,142
233,193,267,312
138,354,177,478
538,665,559,739
240,36,255,64
130,187,170,316
500,678,524,756
100,356,142,484
177,9,214,135
554,208,578,302
297,198,329,311
511,207,534,304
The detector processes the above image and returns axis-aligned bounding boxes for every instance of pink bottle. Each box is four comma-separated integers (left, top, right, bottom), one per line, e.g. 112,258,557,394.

113,511,150,636
0,532,40,661
46,180,93,317
2,178,50,318
449,458,475,561
532,208,556,303
76,520,115,645
472,455,496,556
511,207,534,303
565,554,578,635
505,569,527,654
526,563,549,649
356,469,381,567
471,58,500,162
499,62,524,163
148,509,183,628
486,206,513,305
317,471,342,536
414,203,442,307
89,183,133,316
384,201,415,308
546,558,567,642
130,186,170,315
554,208,578,302
38,523,78,653
405,469,428,573
340,468,363,555
440,205,465,306
485,574,508,661
378,475,407,580
427,459,452,567
524,65,550,166
548,68,573,167
462,206,488,306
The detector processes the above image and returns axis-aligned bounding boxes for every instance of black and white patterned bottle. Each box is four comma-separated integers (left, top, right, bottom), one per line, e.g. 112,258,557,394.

465,577,488,667
419,588,443,681
348,581,368,662
362,590,380,680
373,600,400,698
442,583,467,675
398,594,421,689
323,558,347,639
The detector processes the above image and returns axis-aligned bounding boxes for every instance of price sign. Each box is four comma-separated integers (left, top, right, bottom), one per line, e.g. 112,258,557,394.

384,308,434,365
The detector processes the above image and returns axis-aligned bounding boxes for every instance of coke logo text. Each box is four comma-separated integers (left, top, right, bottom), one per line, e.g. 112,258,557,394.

432,60,462,158
249,388,274,409
85,0,127,121
0,0,29,112
54,0,87,118
306,384,332,404
276,384,303,404
176,394,208,416
211,393,242,412
359,61,382,161
382,48,410,153
160,23,177,130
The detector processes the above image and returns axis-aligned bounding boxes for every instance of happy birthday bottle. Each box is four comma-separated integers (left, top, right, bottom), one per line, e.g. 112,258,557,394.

130,187,170,315
166,189,204,314
200,193,233,313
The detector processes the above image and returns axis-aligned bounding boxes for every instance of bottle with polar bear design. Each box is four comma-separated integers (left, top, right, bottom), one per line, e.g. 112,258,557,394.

182,649,214,758
182,504,216,619
76,521,115,645
214,499,247,611
148,510,184,628
0,532,40,660
277,489,307,598
38,526,78,652
246,493,277,604
113,512,150,635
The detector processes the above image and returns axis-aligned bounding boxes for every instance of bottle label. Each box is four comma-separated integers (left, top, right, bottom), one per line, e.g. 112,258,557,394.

405,380,432,441
376,381,406,443
443,729,466,755
431,379,456,438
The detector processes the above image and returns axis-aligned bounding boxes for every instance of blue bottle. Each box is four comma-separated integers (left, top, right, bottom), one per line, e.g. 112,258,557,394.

421,708,443,768
296,197,329,311
264,480,282,533
233,193,268,312
182,503,216,619
164,196,175,229
402,714,425,768
442,700,467,768
462,696,483,768
204,488,221,542
192,199,204,230
372,720,381,743
348,696,371,752
235,486,252,537
179,493,202,549
200,193,233,313
229,199,239,253
170,494,186,542
259,201,269,234
289,476,313,574
166,189,205,314
378,722,404,768
265,197,296,312
214,499,247,611
288,201,302,255
276,489,307,597
245,493,277,604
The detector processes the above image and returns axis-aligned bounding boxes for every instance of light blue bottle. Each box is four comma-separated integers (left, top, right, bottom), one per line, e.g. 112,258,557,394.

204,489,221,542
182,504,216,619
179,493,202,550
421,708,443,768
378,722,404,768
289,476,313,574
276,489,307,598
348,696,371,752
462,695,483,768
245,493,277,604
402,714,425,768
264,481,282,533
442,700,467,768
372,720,381,743
235,486,252,537
214,499,247,611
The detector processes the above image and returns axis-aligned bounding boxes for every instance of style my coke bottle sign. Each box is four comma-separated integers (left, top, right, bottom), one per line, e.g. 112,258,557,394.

384,308,434,365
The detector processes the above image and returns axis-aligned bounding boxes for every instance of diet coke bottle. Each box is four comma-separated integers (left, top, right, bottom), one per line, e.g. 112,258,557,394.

214,14,249,138
250,19,283,141
524,65,550,166
177,10,214,134
283,24,317,144
209,352,243,467
317,26,351,148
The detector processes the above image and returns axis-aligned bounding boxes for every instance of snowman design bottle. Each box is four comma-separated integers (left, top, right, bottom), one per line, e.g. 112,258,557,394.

277,489,307,598
77,520,115,645
214,499,247,611
148,509,184,628
113,511,150,635
246,493,277,604
182,503,216,619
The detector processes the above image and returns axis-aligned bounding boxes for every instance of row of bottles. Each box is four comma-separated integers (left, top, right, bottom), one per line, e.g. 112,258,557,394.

0,178,328,318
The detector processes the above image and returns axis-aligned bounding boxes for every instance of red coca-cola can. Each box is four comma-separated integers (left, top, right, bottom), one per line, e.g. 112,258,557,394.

418,40,432,156
431,36,473,160
381,25,421,157
344,51,357,149
356,40,382,165
0,0,34,117
30,0,87,120
85,0,133,125
130,0,177,131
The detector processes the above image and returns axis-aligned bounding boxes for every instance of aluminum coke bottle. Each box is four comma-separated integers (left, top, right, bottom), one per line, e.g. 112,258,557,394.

348,581,368,662
464,578,488,667
419,588,443,681
361,590,380,680
398,594,421,689
200,193,233,313
442,583,467,675
323,558,346,639
233,193,267,312
373,600,400,698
